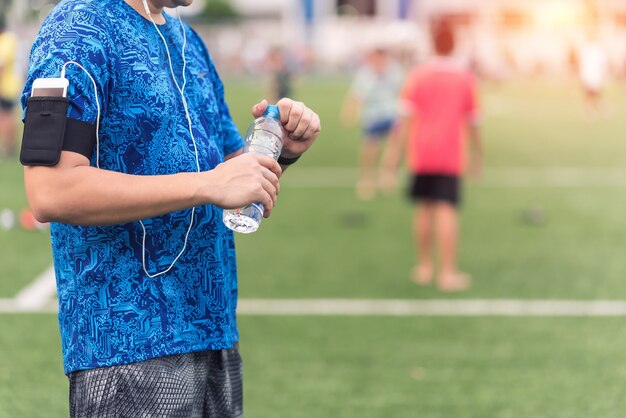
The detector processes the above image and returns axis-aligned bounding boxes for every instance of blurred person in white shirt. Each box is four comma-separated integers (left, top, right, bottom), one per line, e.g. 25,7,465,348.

579,29,608,121
342,47,404,200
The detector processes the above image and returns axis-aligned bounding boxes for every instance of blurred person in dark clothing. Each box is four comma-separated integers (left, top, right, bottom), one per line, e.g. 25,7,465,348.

267,47,293,102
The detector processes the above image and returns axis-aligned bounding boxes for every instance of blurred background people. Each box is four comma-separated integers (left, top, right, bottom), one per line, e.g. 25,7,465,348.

578,27,608,122
0,21,19,159
266,46,294,103
341,47,403,200
7,1,626,416
386,22,482,292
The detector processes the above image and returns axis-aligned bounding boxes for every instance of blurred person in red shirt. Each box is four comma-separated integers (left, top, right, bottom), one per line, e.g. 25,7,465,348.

386,22,482,291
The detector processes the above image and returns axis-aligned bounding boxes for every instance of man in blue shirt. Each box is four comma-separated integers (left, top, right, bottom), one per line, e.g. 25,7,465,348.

21,0,321,416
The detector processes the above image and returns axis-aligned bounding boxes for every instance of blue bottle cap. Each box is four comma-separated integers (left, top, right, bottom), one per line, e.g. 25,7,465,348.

263,104,281,120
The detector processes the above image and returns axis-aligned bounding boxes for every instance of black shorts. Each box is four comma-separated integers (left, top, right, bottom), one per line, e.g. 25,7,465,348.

69,347,243,418
408,174,461,206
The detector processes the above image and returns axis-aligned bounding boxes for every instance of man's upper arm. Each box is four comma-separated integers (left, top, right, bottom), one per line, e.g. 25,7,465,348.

21,6,111,166
25,150,90,179
23,151,90,217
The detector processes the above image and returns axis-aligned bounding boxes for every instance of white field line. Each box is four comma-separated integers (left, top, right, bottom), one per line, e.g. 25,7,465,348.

3,165,624,313
6,297,626,316
0,299,18,312
282,167,626,188
13,265,56,311
237,299,626,316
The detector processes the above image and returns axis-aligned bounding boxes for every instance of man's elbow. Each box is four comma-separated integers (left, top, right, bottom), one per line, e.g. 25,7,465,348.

24,176,68,223
24,154,91,224
27,189,60,223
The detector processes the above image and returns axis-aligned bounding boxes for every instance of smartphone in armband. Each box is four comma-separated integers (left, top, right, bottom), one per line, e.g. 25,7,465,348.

31,77,69,98
20,77,70,166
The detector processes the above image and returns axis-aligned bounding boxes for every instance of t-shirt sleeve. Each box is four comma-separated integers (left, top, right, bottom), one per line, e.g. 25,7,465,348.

205,52,244,156
21,7,111,158
23,9,111,122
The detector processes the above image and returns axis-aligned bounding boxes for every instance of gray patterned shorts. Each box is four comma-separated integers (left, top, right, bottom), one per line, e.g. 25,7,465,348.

68,347,243,418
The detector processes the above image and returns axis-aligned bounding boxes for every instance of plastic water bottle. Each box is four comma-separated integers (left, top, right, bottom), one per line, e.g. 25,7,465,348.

223,105,284,234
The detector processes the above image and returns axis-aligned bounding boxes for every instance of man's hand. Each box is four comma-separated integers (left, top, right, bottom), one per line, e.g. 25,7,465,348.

199,153,282,218
252,98,321,159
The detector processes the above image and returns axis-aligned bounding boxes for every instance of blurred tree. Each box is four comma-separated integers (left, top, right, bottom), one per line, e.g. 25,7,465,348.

201,0,239,23
0,0,10,25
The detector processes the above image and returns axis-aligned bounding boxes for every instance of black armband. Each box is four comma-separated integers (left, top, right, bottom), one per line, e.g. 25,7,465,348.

20,97,97,166
277,154,301,166
62,118,97,160
20,96,69,166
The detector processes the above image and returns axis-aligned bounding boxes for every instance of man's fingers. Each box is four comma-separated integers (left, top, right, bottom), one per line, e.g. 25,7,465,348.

254,154,282,178
261,194,273,218
310,113,321,135
261,166,280,195
259,177,277,218
284,101,305,132
290,108,313,140
252,99,269,118
246,154,281,209
277,98,293,125
262,177,278,204
276,98,321,141
254,159,279,212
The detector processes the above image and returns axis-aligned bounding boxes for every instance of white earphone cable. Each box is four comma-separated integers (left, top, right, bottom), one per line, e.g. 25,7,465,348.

60,61,101,169
139,0,200,278
61,2,200,278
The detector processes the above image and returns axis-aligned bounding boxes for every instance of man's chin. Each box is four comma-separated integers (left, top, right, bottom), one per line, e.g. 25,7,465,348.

172,0,193,6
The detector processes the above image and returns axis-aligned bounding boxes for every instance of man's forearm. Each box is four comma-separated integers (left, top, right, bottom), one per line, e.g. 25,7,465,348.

26,164,205,226
25,150,283,226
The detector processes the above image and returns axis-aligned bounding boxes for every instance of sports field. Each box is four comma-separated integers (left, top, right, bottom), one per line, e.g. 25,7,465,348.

2,77,626,417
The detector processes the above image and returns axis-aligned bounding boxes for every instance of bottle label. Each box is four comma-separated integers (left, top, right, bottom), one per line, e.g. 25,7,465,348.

251,202,264,215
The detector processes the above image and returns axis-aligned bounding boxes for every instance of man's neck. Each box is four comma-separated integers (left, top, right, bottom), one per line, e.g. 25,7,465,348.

124,0,166,24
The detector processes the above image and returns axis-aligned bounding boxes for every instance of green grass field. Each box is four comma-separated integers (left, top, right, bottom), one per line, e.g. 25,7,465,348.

2,77,626,417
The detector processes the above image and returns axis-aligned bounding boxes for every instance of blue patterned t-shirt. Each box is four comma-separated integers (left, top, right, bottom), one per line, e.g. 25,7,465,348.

22,0,245,374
